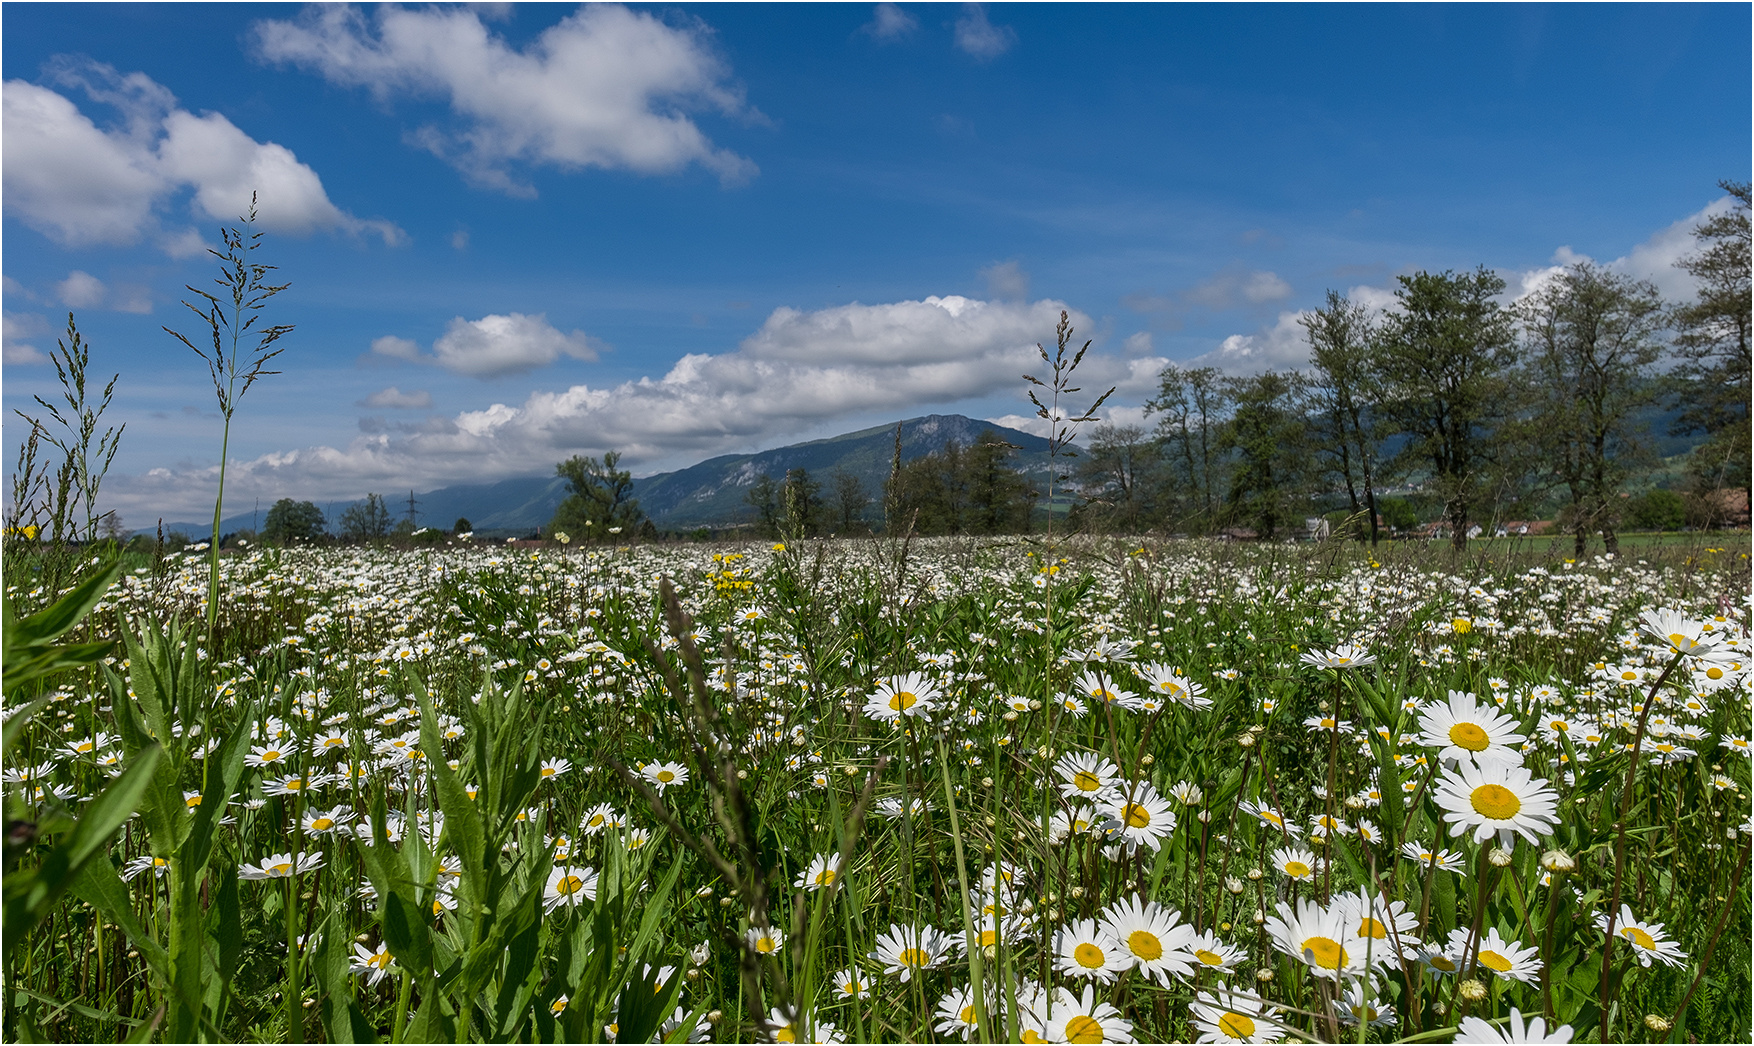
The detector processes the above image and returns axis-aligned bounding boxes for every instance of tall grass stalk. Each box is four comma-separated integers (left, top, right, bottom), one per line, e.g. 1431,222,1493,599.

163,193,293,642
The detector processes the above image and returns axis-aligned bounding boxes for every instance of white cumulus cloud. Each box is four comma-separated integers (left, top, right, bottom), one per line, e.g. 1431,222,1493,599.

2,59,401,250
371,313,601,377
1510,195,1737,304
3,312,51,366
55,271,107,309
253,3,758,195
105,295,1091,516
954,4,1016,60
864,3,919,40
1185,310,1311,374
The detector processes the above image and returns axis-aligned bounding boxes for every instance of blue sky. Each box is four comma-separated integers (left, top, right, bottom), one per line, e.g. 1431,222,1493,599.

4,2,1748,523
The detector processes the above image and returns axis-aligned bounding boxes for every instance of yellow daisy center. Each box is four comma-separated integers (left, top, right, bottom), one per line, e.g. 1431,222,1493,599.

1452,619,1471,633
1283,861,1311,878
1123,803,1151,828
263,750,281,761
310,818,333,831
1430,955,1457,972
1449,723,1490,751
979,929,999,947
889,691,918,711
368,952,391,969
656,770,675,783
1063,1015,1104,1044
1357,916,1387,939
959,1004,977,1024
775,1029,796,1044
1195,948,1225,966
556,875,586,896
1707,667,1725,680
813,868,836,885
1127,930,1163,961
1470,783,1522,820
1478,949,1513,973
1074,942,1106,968
1021,1032,1048,1044
1621,926,1657,950
756,936,777,953
269,862,293,875
897,946,929,967
185,795,203,808
1219,1012,1256,1038
1073,771,1102,791
1300,935,1347,970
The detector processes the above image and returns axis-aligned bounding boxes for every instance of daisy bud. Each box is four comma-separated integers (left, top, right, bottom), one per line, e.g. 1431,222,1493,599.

1070,886,1085,899
1198,810,1211,823
1246,867,1263,881
686,968,700,981
1644,1015,1671,1033
1238,734,1256,748
1225,876,1244,894
983,945,997,961
1344,796,1365,810
1255,968,1273,982
696,886,714,898
1141,754,1155,766
1037,745,1051,758
1458,980,1487,1002
1488,848,1513,867
981,777,994,789
706,1011,723,1025
736,769,748,779
1029,699,1043,710
1003,711,1018,722
1252,909,1265,925
1540,850,1576,873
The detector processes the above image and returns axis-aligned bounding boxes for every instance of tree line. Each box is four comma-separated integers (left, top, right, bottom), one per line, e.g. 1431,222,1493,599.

1076,182,1749,552
240,181,1746,552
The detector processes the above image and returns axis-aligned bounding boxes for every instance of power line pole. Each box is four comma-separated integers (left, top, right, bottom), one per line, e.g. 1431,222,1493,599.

404,489,420,528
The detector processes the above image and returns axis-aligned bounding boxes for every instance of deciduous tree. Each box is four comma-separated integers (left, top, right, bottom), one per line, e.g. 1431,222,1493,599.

1670,179,1751,502
1303,291,1383,544
1516,263,1665,555
1375,268,1519,550
262,498,326,544
552,451,647,541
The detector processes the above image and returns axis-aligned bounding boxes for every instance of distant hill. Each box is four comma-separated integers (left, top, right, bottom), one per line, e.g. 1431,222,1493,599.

634,414,1049,529
140,414,1050,538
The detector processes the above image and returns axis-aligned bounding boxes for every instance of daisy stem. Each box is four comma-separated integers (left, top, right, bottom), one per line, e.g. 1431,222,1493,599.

1596,648,1685,1043
284,874,301,1042
1208,749,1252,934
1539,867,1566,1021
935,733,991,1042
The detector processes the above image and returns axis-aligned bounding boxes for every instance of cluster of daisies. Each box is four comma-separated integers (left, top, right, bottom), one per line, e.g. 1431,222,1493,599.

6,536,1748,1044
